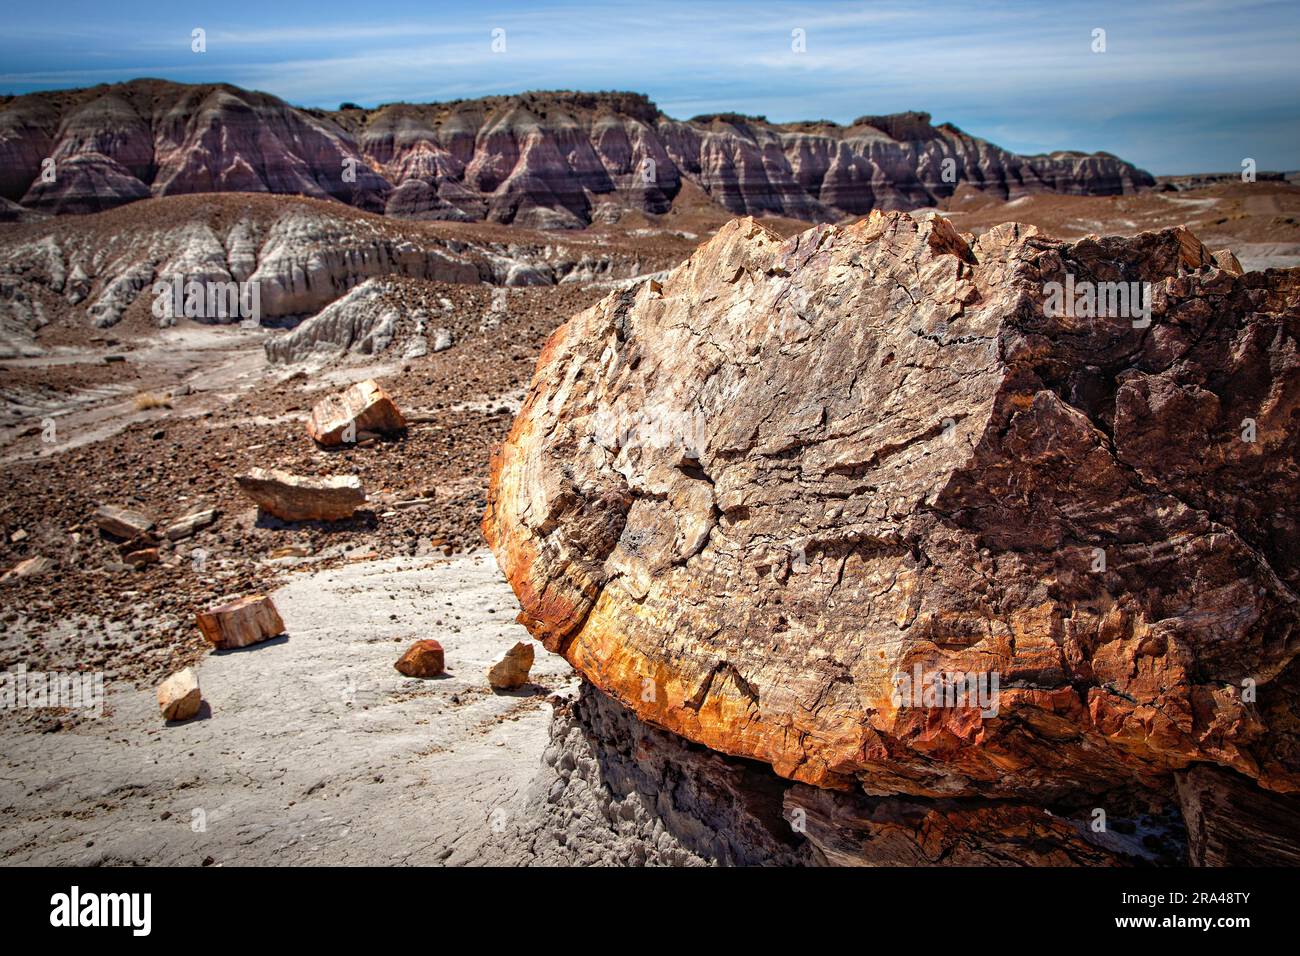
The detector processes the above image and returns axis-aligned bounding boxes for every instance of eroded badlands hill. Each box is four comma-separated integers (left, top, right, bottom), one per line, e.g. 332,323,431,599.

0,192,688,359
0,80,1154,225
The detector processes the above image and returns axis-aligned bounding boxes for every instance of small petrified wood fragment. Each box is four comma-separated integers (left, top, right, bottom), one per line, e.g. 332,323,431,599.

236,468,365,522
197,594,286,649
307,379,406,447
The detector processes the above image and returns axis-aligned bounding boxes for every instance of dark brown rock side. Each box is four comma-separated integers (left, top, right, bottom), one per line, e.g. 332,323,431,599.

783,783,1181,866
486,211,1300,850
483,681,1166,866
1175,765,1300,866
0,81,1153,225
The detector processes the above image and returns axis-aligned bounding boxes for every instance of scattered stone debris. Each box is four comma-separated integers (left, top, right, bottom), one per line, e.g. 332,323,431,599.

157,667,202,722
10,529,28,544
306,379,407,447
394,639,446,678
235,468,366,522
488,641,534,690
433,328,454,352
196,594,286,649
0,189,683,711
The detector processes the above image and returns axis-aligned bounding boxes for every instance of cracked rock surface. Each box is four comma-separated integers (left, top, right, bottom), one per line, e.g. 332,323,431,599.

485,210,1300,851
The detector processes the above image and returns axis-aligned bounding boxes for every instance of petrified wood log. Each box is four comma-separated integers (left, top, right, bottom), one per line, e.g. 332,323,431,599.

486,211,1300,835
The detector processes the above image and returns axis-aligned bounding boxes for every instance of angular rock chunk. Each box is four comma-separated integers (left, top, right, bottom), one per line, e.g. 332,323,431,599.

1,556,53,581
485,212,1300,844
157,668,202,721
95,504,154,539
488,641,534,690
123,547,159,569
307,379,406,447
164,508,218,540
1212,248,1244,276
236,468,365,522
196,594,286,649
394,639,445,678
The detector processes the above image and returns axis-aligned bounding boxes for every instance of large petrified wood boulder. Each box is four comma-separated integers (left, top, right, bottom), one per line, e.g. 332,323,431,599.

485,212,1300,847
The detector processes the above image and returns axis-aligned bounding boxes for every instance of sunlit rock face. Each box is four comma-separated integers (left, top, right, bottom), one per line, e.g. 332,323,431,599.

486,210,1300,845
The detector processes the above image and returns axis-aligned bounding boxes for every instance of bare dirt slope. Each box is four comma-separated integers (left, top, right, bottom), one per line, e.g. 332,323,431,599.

939,181,1300,269
2,181,1295,866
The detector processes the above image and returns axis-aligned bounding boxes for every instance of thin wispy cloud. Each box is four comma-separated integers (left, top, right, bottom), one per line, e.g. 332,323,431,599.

0,0,1295,174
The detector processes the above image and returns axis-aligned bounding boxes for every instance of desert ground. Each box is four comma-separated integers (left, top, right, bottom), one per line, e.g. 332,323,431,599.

1,551,576,865
2,179,1297,864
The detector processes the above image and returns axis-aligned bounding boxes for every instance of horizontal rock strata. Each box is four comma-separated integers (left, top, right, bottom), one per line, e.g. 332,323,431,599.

1,81,1152,226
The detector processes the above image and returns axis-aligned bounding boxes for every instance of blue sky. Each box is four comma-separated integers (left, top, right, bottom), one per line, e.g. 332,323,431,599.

1,0,1296,174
